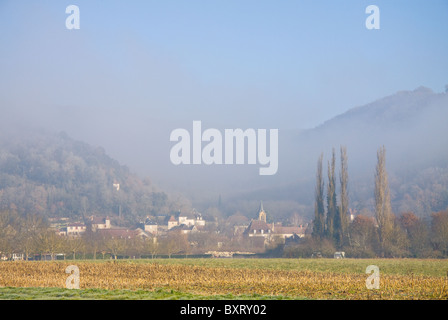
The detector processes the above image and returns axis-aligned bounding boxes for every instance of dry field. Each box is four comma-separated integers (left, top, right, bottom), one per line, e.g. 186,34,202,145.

0,259,447,299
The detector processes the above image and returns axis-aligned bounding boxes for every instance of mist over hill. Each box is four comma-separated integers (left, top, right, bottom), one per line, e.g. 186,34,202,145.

233,86,448,220
0,86,447,224
0,127,193,225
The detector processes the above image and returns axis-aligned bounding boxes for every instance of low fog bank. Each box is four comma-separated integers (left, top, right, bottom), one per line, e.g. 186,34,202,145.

1,86,447,220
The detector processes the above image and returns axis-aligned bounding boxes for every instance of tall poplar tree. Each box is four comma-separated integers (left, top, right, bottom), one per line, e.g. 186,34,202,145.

326,148,338,241
335,146,349,249
312,153,325,239
374,145,394,257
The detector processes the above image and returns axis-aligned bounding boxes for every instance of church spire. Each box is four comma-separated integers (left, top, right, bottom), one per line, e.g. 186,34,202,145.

258,201,266,223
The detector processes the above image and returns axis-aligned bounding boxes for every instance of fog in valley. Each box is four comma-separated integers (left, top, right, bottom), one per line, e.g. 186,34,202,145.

1,1,447,222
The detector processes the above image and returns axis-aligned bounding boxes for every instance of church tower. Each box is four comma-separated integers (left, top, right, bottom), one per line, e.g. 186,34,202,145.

258,201,267,223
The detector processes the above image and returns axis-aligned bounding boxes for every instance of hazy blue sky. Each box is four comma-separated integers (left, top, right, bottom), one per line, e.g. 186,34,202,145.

0,0,447,188
1,0,447,129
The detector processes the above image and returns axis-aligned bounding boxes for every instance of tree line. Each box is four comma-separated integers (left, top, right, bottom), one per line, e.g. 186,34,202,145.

292,145,448,258
311,146,349,249
0,210,186,260
0,209,269,261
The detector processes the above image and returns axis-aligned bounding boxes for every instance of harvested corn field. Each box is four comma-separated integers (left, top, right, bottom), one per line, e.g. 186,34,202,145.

0,259,447,299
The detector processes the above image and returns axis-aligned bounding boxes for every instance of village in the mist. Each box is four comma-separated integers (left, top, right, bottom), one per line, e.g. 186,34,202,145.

0,3,448,305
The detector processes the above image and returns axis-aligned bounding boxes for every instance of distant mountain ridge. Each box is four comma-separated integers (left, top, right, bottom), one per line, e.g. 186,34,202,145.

0,86,447,223
226,86,448,220
318,86,439,128
300,86,448,171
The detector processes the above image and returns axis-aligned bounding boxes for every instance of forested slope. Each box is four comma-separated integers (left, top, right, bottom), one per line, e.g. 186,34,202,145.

0,129,185,223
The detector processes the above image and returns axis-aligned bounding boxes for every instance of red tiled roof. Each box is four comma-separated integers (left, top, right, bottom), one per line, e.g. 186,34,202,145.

244,220,271,234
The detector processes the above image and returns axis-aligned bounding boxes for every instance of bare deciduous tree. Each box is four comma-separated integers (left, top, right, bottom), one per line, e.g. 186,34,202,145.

374,146,394,256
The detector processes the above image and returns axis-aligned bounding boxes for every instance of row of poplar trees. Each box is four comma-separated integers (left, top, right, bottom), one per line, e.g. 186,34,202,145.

312,145,393,255
312,146,349,249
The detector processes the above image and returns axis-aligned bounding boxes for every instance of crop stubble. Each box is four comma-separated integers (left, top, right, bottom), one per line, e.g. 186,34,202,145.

0,261,446,299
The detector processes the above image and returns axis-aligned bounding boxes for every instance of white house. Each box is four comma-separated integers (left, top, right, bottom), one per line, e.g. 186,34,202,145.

178,214,195,226
168,216,179,229
143,218,158,235
195,213,206,227
178,209,206,227
67,223,87,237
